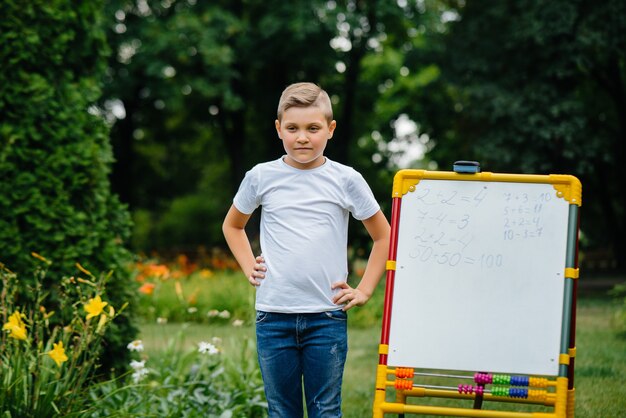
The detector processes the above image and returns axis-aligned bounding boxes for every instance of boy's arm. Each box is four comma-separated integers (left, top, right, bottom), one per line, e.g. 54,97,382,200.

332,210,390,311
222,204,265,286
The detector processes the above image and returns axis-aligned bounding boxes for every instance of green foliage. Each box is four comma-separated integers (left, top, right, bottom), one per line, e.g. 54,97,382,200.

434,0,626,266
136,270,255,325
609,284,626,336
128,156,232,251
135,267,384,329
0,261,125,417
102,0,440,254
0,0,137,372
88,332,266,417
1,260,266,417
97,1,626,271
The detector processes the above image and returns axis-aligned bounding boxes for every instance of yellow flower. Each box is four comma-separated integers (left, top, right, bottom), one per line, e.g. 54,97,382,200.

84,295,108,320
2,311,27,340
48,341,69,367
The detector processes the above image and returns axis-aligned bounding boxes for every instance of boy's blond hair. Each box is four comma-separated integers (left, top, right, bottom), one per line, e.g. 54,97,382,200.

276,82,334,123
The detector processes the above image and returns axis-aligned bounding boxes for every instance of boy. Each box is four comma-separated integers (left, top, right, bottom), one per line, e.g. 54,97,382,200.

222,82,390,418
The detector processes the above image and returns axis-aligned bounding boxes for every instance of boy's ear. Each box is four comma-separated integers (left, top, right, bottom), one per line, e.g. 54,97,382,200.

275,119,282,139
328,120,337,138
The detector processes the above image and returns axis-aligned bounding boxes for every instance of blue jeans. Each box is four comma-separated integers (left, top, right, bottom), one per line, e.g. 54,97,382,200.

255,310,348,418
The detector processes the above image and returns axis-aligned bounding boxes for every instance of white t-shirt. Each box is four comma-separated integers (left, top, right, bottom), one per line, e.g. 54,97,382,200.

233,156,380,313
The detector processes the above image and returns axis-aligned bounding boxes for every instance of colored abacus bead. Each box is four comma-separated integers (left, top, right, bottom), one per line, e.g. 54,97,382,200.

510,388,528,398
510,375,530,387
492,386,507,397
529,377,549,388
527,389,547,401
395,379,413,390
458,384,480,395
494,374,511,385
474,372,492,384
395,367,414,378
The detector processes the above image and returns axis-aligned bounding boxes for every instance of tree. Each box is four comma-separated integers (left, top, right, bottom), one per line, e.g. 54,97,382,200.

424,0,626,268
0,0,136,372
101,0,444,253
102,0,338,251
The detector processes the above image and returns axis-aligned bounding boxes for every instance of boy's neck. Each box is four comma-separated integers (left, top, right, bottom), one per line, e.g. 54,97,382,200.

282,155,327,170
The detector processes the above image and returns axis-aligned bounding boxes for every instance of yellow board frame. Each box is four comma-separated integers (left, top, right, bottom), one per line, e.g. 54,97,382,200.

373,169,581,418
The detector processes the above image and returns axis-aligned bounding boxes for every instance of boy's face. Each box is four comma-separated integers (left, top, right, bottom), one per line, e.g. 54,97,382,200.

275,106,336,170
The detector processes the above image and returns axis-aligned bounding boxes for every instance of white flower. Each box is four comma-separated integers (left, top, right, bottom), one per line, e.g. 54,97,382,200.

127,339,144,352
156,317,168,324
130,359,146,370
198,341,219,355
207,309,219,318
211,336,222,346
131,367,149,383
218,310,231,319
232,319,244,327
187,307,198,314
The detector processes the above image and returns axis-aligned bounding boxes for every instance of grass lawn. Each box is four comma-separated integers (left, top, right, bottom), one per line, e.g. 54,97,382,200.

140,296,626,417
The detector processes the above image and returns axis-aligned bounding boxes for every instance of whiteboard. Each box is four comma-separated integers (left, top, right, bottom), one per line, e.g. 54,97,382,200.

387,179,570,376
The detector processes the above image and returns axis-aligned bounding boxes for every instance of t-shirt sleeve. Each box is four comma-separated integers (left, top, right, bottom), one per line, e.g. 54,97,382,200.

233,167,260,215
346,169,380,220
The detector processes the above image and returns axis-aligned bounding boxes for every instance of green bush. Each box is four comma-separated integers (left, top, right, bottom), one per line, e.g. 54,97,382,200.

0,1,136,372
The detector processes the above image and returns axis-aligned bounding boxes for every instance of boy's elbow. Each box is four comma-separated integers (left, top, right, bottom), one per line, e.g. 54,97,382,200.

222,220,245,238
222,222,235,238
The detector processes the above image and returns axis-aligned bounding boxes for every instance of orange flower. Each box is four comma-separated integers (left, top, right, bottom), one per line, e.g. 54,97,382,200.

146,264,170,278
138,283,156,295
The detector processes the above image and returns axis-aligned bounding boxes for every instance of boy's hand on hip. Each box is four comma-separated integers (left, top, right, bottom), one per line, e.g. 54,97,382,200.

331,281,368,311
248,255,266,286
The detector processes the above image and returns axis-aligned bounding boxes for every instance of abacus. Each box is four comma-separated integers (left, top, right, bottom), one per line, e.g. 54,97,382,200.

372,167,581,418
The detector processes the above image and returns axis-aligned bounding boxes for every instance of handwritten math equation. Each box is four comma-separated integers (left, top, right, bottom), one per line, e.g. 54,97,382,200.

407,185,502,269
405,186,555,269
502,191,552,241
